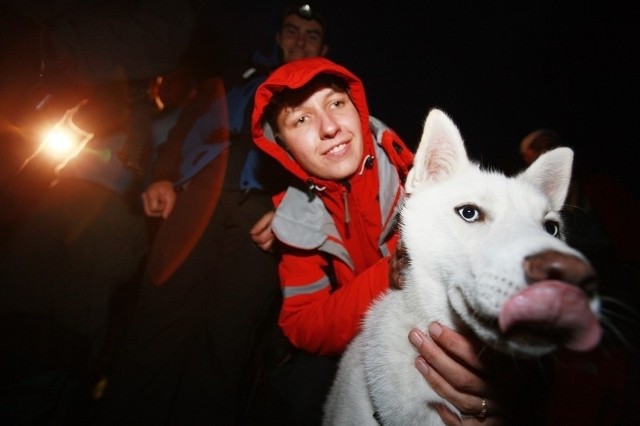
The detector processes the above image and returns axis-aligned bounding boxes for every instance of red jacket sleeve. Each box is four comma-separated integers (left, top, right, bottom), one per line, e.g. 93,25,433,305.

278,246,391,356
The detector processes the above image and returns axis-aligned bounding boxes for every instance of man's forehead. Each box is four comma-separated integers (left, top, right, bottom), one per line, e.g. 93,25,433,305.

282,14,325,36
279,87,340,115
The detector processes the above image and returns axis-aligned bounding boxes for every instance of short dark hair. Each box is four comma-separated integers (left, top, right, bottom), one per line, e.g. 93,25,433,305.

264,74,349,134
281,2,328,36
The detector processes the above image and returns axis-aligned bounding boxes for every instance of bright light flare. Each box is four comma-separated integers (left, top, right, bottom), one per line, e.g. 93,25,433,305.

19,100,95,173
43,127,76,157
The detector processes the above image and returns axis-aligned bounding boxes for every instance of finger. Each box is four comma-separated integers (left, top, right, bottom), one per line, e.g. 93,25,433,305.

410,329,504,416
410,328,487,396
141,192,160,217
259,241,274,252
251,210,275,235
258,231,274,247
434,403,463,426
161,197,174,219
429,323,512,417
252,228,267,244
257,231,275,252
429,322,486,371
435,401,505,426
414,354,488,417
141,192,151,216
250,211,276,251
250,222,270,239
249,222,265,236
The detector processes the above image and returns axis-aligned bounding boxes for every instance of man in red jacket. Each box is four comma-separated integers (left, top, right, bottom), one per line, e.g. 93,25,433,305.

251,57,510,425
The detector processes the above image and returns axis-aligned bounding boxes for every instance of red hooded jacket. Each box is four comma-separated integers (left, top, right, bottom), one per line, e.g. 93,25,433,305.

252,58,413,355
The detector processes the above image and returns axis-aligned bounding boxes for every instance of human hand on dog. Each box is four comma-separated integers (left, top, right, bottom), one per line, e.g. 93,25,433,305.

388,238,407,290
409,322,507,425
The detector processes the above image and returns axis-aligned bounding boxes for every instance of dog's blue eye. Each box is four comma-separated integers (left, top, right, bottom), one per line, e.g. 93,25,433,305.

457,205,480,222
544,220,560,237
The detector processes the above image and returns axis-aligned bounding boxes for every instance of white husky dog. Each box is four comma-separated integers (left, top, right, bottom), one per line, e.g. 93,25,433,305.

322,109,602,426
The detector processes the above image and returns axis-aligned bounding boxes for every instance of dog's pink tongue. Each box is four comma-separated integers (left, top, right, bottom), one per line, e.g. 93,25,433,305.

499,281,601,351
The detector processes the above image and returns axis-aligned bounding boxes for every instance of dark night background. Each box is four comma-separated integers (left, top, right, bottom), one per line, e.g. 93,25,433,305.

206,1,639,196
1,1,638,196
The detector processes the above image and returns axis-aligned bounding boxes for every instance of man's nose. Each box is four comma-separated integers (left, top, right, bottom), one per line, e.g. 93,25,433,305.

319,113,339,138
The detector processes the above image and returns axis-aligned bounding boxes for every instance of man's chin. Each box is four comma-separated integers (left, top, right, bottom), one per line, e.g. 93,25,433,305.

286,52,306,62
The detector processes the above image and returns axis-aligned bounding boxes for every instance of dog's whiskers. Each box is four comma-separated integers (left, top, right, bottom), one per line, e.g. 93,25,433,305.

476,344,490,360
591,295,640,350
600,295,640,320
600,317,633,348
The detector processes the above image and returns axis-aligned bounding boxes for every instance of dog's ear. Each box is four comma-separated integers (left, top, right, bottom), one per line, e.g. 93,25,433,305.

405,109,470,194
519,147,574,210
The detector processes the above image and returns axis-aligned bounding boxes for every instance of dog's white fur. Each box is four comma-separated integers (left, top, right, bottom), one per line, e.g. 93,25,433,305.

322,109,601,426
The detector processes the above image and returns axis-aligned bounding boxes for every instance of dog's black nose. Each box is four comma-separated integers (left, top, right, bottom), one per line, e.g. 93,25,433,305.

523,250,597,295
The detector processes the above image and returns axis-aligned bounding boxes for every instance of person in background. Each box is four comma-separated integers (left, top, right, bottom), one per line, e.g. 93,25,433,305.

519,129,606,254
516,128,640,426
0,1,196,424
250,56,524,425
518,127,562,166
0,68,194,426
518,128,640,265
92,3,331,424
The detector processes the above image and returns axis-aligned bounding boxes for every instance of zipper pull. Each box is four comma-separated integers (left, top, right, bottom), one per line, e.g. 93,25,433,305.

341,180,351,225
342,191,350,225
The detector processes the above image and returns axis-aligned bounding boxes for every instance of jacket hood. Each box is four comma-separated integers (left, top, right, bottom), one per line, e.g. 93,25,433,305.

251,57,373,185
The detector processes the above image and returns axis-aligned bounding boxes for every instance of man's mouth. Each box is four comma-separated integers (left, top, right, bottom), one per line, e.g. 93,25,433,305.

325,142,348,156
290,49,306,59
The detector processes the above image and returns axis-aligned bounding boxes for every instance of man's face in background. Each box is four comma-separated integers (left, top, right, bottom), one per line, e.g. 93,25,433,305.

276,14,328,63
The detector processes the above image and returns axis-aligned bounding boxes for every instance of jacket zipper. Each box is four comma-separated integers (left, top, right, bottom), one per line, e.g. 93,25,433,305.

340,180,351,225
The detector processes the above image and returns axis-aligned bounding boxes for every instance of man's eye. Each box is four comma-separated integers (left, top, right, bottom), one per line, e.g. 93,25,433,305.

305,34,322,43
283,27,298,37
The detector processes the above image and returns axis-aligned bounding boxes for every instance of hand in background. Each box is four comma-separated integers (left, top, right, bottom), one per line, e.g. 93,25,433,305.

142,180,176,218
250,209,276,252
